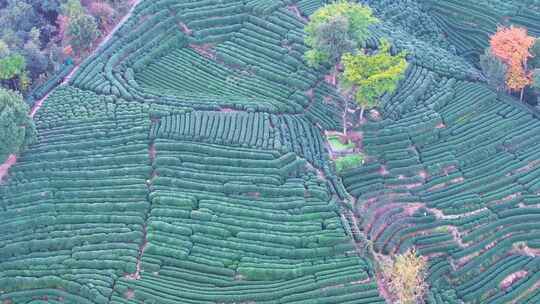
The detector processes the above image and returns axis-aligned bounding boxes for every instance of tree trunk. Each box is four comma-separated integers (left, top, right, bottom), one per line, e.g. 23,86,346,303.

520,87,524,102
343,98,348,137
11,78,18,91
359,106,365,124
331,66,337,86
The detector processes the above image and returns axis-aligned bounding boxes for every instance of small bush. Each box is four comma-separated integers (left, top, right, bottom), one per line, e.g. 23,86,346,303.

383,248,427,304
335,154,363,172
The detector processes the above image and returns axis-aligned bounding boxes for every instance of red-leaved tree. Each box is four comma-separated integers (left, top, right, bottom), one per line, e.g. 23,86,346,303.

490,26,535,101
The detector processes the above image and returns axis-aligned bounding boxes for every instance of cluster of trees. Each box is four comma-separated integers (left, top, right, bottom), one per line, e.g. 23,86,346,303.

304,1,408,138
480,26,540,104
0,0,130,162
0,0,129,94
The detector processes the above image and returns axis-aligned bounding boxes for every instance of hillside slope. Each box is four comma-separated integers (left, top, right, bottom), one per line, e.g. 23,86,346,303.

1,0,540,303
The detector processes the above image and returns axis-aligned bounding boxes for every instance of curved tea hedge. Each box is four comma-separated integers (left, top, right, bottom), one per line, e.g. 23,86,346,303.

2,0,540,303
0,88,152,303
418,0,540,57
108,138,384,303
341,80,540,302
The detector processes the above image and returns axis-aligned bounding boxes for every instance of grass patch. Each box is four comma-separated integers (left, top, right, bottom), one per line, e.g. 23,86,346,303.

335,153,363,172
328,135,355,151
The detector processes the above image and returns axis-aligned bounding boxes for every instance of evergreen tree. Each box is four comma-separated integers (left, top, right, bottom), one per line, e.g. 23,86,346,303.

479,47,508,92
530,39,540,69
0,88,37,163
304,1,378,85
0,54,30,91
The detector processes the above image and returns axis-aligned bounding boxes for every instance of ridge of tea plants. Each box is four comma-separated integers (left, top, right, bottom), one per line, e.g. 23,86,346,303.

1,0,540,303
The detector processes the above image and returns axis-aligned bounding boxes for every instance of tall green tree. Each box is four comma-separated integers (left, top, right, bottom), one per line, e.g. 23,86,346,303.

532,69,540,102
60,0,100,55
0,53,30,91
341,40,408,133
304,1,378,85
530,38,540,69
0,88,37,163
66,13,100,54
479,47,508,92
61,0,84,19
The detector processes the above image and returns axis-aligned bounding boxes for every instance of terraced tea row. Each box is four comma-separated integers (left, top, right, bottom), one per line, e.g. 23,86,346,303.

419,0,540,56
67,0,341,116
342,80,540,302
0,88,152,303
109,138,384,303
3,0,540,303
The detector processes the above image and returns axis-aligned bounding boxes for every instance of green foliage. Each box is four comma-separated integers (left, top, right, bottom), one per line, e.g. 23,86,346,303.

328,135,355,151
0,53,30,91
0,0,66,93
67,13,100,54
532,69,540,91
335,154,364,172
0,54,26,80
61,0,85,19
0,88,37,162
304,1,378,67
480,47,508,91
305,15,355,67
0,0,36,32
341,39,408,111
0,40,9,58
531,39,540,69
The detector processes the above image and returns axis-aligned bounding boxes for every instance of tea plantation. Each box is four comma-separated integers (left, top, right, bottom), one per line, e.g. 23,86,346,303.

1,0,540,303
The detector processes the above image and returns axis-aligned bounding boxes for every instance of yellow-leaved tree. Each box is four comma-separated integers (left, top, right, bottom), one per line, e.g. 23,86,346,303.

340,39,408,134
383,248,427,304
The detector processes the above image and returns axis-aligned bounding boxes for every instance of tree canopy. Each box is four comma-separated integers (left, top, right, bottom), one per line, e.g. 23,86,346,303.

60,0,100,55
479,47,507,92
489,26,535,100
532,69,540,91
530,38,540,69
0,54,29,91
0,54,26,80
0,0,129,94
0,88,37,163
304,1,378,68
341,40,408,120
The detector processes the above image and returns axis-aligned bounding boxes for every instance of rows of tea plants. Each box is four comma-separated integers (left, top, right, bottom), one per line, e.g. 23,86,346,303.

108,137,385,303
4,0,540,302
67,0,336,115
0,87,152,303
341,81,540,302
136,47,295,112
151,111,278,149
419,0,540,55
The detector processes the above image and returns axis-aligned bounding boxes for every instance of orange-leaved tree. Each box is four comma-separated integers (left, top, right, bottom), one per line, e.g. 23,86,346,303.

490,26,536,101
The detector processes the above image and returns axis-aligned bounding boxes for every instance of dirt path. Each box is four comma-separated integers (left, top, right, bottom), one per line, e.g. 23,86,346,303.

0,0,142,184
287,5,309,23
0,155,17,184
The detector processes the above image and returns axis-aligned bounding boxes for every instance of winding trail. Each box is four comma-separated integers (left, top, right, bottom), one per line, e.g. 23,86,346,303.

0,0,141,184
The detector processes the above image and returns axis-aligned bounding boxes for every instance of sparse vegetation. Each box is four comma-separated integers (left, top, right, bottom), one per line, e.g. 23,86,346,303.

327,134,355,151
383,249,427,304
